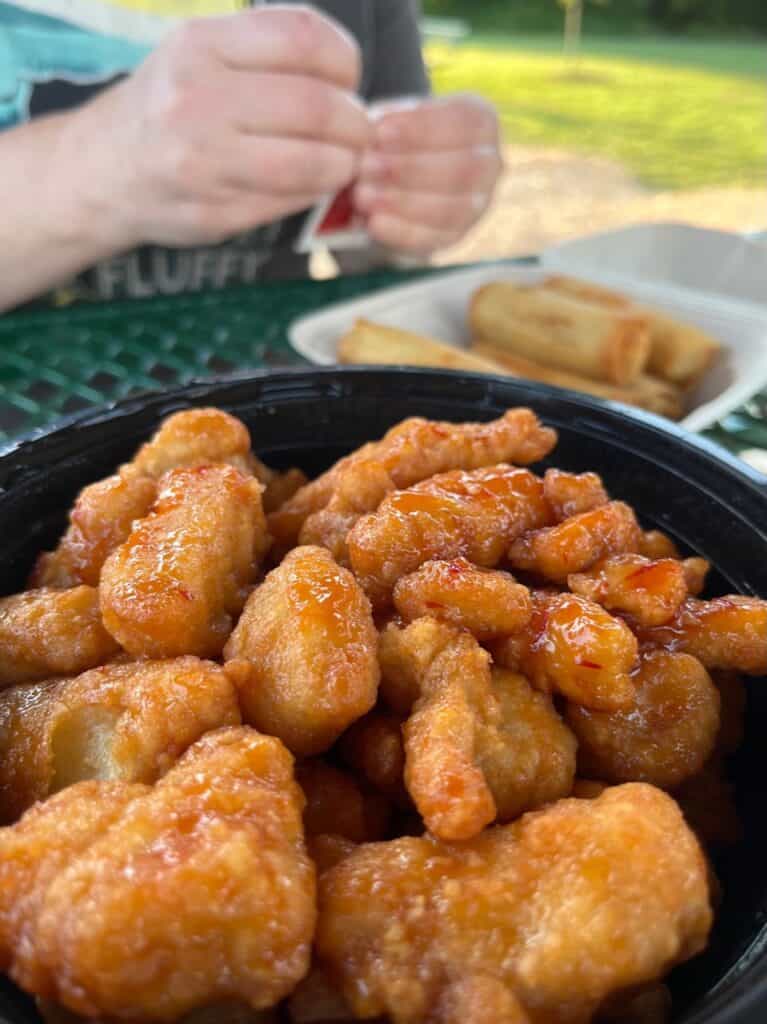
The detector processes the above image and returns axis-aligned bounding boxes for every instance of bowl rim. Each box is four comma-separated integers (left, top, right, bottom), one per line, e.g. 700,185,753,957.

0,366,765,497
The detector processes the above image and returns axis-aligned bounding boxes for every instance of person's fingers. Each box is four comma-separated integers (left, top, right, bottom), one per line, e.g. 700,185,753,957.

367,210,459,255
171,5,361,90
354,184,488,233
193,71,371,150
374,94,499,153
358,145,503,195
176,191,322,244
220,136,360,195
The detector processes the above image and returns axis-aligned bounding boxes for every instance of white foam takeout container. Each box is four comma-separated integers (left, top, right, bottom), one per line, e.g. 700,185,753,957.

289,224,767,431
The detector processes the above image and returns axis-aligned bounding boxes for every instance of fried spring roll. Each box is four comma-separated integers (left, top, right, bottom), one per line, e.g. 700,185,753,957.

471,340,683,419
338,319,506,374
469,282,651,385
544,275,721,386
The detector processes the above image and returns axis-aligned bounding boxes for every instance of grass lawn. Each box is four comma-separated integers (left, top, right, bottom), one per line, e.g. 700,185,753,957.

425,37,766,189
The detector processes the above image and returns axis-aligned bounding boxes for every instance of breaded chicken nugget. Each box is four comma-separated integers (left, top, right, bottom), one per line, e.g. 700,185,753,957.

317,784,712,1024
568,554,689,628
542,468,608,520
508,500,642,583
0,657,240,823
262,467,309,516
637,596,767,675
298,459,396,565
638,530,681,560
682,557,710,597
269,409,556,552
340,710,408,806
297,759,390,843
224,546,379,756
393,558,532,640
30,467,158,589
567,650,720,789
433,977,532,1024
394,618,575,839
378,617,439,716
0,587,119,687
492,591,639,711
101,464,267,658
132,407,256,478
349,466,550,609
0,727,315,1020
32,410,260,591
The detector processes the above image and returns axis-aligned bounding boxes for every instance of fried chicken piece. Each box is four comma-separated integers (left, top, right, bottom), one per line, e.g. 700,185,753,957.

317,784,712,1024
431,977,532,1024
0,587,119,688
567,650,720,789
0,727,315,1020
268,409,557,552
0,657,240,824
673,760,743,847
508,500,642,583
597,983,672,1024
299,459,396,565
712,670,746,756
682,557,710,597
297,759,390,842
378,618,432,716
224,546,379,755
340,710,408,806
30,467,159,590
262,467,309,516
639,530,680,560
492,591,639,711
393,558,532,640
394,618,575,839
32,410,260,591
637,596,767,675
132,407,256,478
349,466,550,609
568,554,689,628
542,468,608,520
100,464,267,658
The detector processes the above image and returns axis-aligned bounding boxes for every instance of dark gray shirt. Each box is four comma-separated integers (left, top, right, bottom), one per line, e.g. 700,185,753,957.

0,0,428,303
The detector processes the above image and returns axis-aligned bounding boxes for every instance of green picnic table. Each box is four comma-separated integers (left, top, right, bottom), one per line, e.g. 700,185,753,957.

0,262,764,461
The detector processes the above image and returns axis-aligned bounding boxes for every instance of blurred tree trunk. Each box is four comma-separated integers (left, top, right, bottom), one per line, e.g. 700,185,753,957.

562,0,583,60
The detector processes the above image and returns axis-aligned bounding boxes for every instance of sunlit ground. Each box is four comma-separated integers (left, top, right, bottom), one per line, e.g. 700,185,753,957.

425,36,766,261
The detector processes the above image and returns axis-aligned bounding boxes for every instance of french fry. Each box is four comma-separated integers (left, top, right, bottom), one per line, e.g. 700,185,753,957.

544,275,721,386
338,319,507,375
471,340,683,419
469,282,651,386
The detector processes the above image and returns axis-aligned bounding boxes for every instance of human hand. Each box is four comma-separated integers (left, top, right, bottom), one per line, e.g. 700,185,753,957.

353,95,503,255
70,5,371,249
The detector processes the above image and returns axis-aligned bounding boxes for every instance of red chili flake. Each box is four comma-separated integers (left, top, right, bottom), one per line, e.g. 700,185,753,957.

626,563,661,582
577,659,602,670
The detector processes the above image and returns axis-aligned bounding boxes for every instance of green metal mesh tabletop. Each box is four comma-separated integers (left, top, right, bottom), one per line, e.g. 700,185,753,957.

0,263,765,458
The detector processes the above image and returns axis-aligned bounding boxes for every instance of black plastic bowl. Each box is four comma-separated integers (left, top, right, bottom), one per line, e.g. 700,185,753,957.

0,367,765,1024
